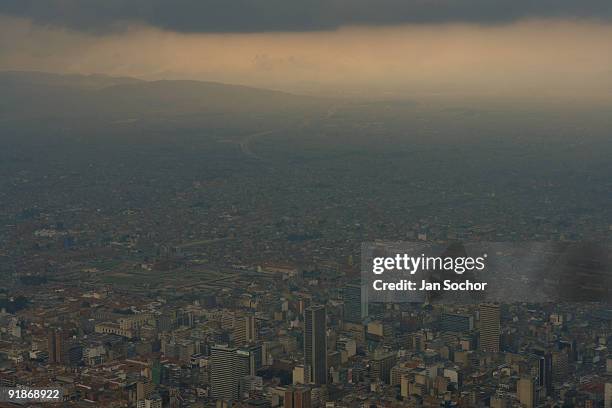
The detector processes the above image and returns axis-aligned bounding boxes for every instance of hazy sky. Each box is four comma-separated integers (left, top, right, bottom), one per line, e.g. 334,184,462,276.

1,1,611,100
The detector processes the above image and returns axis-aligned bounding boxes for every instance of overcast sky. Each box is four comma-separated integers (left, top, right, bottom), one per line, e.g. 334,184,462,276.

1,1,611,101
2,0,612,32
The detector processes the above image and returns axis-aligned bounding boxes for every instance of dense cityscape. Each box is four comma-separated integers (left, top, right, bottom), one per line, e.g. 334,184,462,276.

0,73,610,407
1,1,612,407
0,239,610,407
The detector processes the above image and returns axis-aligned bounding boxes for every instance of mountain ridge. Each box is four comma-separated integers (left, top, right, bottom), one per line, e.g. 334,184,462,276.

0,71,333,122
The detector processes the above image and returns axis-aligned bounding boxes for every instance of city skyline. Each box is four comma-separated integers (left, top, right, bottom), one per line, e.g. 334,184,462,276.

0,2,610,408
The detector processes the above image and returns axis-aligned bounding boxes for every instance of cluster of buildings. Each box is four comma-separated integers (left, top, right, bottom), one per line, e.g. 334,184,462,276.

0,255,610,407
0,105,610,407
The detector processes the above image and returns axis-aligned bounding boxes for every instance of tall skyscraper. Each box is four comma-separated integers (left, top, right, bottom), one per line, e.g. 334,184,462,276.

479,303,500,353
211,344,255,402
342,283,367,323
210,345,239,401
47,328,66,364
531,348,553,396
304,305,327,385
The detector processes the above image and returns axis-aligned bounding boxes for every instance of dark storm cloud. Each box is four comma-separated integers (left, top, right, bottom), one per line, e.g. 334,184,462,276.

1,0,611,33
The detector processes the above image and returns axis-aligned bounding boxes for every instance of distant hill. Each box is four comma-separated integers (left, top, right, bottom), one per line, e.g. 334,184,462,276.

0,71,331,122
0,71,143,89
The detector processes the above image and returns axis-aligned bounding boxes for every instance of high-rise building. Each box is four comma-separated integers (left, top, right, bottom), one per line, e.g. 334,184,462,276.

236,348,253,379
136,380,155,401
245,343,263,376
342,283,367,323
479,304,500,353
370,349,396,384
233,314,257,346
304,305,327,385
245,316,257,343
552,350,569,384
517,377,536,408
531,348,553,396
211,344,256,402
440,312,474,333
66,343,83,366
211,345,239,401
47,328,67,364
150,358,162,385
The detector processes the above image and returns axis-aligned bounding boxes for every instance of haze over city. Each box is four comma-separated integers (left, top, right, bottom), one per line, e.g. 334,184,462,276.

0,2,610,408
